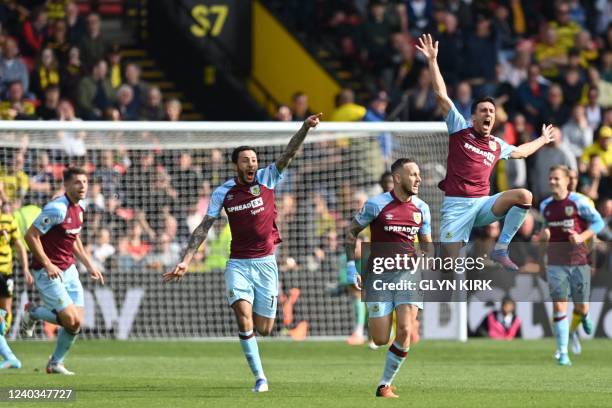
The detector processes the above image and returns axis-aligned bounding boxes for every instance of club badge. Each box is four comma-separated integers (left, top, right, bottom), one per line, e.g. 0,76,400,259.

413,212,422,224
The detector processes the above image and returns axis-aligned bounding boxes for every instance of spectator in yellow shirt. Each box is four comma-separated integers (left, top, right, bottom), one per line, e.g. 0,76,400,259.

581,126,612,172
330,88,366,121
0,82,37,120
575,30,598,69
534,26,568,79
549,3,580,51
0,151,29,203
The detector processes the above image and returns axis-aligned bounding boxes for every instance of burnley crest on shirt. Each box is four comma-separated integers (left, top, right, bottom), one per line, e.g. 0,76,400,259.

249,185,261,196
565,206,574,216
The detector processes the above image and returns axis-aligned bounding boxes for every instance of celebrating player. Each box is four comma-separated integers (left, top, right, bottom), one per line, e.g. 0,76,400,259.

345,158,432,398
566,167,597,354
539,165,604,366
21,167,105,374
0,196,32,369
163,113,322,392
416,34,554,269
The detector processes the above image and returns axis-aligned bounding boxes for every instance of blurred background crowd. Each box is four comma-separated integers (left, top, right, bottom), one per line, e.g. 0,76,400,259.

0,0,610,280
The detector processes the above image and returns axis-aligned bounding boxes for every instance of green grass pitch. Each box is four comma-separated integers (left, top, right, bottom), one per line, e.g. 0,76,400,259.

2,339,612,407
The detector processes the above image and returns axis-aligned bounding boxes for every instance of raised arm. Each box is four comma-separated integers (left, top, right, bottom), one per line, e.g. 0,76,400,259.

162,215,217,282
510,124,555,159
275,113,322,172
416,33,452,116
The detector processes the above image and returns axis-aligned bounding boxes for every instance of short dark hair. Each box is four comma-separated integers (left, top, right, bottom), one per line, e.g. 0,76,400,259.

231,146,257,164
391,158,416,174
292,91,306,101
470,96,496,114
63,166,87,182
45,85,60,95
379,171,392,184
8,80,23,89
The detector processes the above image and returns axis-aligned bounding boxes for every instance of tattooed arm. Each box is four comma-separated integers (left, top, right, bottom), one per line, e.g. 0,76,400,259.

345,219,367,289
162,215,217,282
345,219,366,262
275,113,322,172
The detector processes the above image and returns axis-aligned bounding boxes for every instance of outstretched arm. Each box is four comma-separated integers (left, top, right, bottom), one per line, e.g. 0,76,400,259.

275,113,322,172
510,124,555,159
162,215,217,282
416,33,452,117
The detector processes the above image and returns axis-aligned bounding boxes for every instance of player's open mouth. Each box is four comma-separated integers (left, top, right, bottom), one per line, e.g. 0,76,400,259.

483,118,492,127
247,171,255,178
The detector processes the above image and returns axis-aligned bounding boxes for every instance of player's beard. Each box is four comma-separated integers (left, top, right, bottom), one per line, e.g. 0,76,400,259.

237,169,256,185
399,182,417,197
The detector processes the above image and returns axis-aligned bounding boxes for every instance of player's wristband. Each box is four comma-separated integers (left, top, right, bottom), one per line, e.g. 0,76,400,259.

347,261,358,285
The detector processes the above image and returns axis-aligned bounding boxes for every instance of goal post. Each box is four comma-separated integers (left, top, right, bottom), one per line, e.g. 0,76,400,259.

0,120,467,340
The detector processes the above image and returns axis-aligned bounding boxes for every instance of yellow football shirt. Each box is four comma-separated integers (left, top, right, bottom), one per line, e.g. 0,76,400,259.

0,213,19,275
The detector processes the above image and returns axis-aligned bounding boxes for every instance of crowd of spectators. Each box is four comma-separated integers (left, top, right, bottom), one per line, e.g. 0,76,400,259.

0,0,192,274
0,145,229,274
0,1,183,121
273,0,611,231
0,126,391,280
0,1,609,282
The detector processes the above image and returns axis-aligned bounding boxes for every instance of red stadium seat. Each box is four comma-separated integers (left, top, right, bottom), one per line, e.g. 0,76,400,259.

116,207,135,220
51,163,66,180
84,162,96,173
75,1,91,15
99,0,124,16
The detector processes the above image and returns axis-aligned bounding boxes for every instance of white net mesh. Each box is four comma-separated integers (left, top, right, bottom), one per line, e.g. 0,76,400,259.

1,121,449,339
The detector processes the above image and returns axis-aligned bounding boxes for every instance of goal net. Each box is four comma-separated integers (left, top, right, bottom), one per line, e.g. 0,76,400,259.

1,120,457,340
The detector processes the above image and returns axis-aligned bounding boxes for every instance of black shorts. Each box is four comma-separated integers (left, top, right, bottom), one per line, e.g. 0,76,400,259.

0,273,14,298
